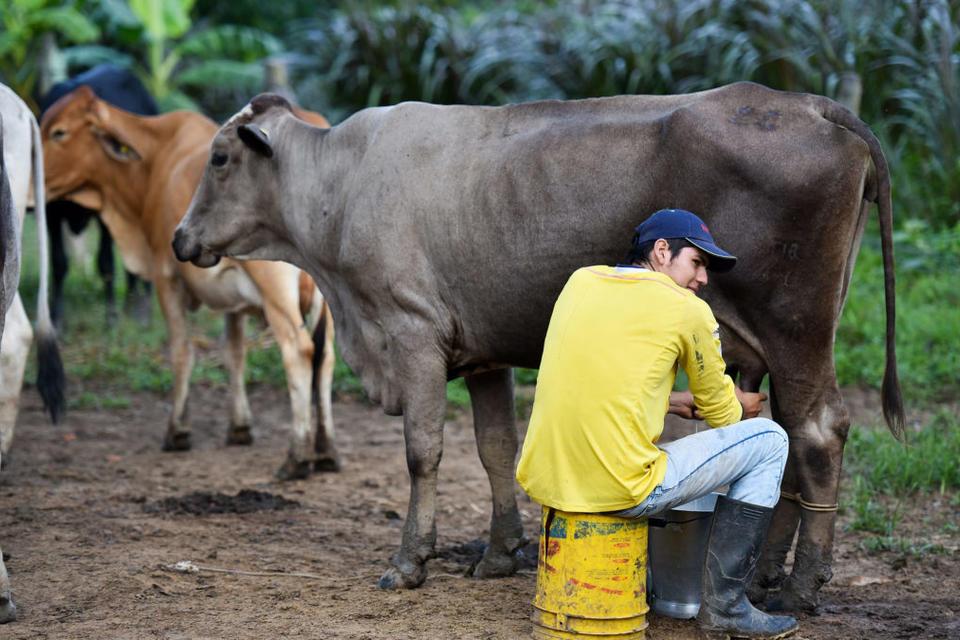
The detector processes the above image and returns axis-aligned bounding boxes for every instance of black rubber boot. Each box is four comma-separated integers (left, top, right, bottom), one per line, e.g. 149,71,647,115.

697,496,799,640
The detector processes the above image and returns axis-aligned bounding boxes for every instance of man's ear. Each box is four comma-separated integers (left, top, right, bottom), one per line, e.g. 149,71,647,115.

652,238,671,265
238,124,274,158
88,100,141,163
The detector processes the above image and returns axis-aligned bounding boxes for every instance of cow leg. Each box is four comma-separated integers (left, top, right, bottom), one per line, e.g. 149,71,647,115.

223,312,254,447
94,217,118,326
0,545,14,624
125,271,153,326
155,276,193,451
312,303,339,472
262,299,318,481
48,207,68,331
0,294,33,460
761,372,849,613
747,378,801,604
378,358,447,590
465,368,525,578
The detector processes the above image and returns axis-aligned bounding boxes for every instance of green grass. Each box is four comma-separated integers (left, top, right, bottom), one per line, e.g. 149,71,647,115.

845,410,960,494
836,219,960,404
842,410,959,543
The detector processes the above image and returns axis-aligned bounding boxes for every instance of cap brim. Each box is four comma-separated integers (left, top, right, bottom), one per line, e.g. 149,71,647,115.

686,238,737,273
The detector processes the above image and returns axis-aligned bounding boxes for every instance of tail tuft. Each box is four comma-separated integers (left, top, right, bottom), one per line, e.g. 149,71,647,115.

36,333,66,424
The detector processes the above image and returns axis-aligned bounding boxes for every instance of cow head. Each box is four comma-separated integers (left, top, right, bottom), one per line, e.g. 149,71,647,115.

173,94,297,269
40,85,142,210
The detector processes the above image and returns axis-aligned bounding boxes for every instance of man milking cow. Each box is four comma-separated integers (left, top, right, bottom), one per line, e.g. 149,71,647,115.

517,209,799,639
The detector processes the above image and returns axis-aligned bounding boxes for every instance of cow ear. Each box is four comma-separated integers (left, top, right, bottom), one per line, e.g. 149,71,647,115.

93,129,142,163
238,124,274,158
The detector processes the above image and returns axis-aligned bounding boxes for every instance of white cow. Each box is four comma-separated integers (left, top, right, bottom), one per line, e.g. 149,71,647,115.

0,84,65,460
0,83,66,623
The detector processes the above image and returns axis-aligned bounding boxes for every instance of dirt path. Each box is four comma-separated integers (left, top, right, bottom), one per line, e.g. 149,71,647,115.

1,385,957,639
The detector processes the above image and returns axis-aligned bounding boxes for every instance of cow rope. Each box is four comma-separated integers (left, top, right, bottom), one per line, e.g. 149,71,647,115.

780,491,838,512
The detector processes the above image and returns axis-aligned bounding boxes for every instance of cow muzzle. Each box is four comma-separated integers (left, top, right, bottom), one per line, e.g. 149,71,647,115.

172,227,221,268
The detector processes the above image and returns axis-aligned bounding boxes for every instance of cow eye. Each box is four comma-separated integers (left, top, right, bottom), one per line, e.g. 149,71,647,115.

211,151,228,167
51,128,67,141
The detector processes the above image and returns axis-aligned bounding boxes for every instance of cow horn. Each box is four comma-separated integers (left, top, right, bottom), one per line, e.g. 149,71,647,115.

238,124,274,158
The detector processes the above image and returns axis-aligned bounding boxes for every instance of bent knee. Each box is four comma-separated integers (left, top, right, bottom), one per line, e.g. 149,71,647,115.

750,418,789,452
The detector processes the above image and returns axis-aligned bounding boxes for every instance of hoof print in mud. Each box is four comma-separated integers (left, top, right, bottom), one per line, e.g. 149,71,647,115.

225,425,253,446
162,432,192,452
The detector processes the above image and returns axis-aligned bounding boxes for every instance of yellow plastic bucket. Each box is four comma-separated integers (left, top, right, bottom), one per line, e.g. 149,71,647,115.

532,508,648,639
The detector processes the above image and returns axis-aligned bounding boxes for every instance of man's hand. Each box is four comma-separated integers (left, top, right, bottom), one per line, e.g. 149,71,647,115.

735,387,768,419
668,390,701,420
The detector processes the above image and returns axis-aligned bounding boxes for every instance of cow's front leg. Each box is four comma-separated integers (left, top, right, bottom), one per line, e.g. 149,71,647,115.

224,312,254,446
378,359,447,590
0,545,14,623
156,276,194,451
465,368,525,578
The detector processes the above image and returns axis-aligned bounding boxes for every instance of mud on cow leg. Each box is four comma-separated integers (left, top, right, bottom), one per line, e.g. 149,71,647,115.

465,368,525,578
378,359,447,590
762,379,849,613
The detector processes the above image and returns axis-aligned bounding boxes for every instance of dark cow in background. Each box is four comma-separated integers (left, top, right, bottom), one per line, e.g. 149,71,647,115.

174,83,903,609
39,64,156,328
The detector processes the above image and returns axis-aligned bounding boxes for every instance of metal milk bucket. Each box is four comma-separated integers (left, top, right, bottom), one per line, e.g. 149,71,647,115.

646,492,721,618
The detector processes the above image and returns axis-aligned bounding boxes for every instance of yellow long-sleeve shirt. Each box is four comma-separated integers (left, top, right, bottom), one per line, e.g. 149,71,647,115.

516,266,742,513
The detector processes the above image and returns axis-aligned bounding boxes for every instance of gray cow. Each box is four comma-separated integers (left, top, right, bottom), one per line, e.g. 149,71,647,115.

173,82,903,609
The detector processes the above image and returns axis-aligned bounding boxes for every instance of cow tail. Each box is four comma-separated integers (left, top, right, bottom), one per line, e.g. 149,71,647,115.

297,271,325,407
31,117,66,424
818,97,905,441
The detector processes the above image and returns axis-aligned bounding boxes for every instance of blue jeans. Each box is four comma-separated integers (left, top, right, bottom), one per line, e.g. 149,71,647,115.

610,418,789,518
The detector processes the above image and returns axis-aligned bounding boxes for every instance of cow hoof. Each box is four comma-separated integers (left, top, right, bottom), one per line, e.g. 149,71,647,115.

0,597,17,624
226,425,253,446
275,457,311,482
473,550,519,579
765,583,819,613
313,455,341,473
377,565,426,590
162,431,192,452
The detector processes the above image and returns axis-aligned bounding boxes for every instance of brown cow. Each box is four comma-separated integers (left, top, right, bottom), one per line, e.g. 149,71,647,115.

41,87,338,480
173,84,903,609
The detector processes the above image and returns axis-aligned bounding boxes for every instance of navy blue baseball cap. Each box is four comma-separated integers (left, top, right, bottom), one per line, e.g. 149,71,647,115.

633,208,737,273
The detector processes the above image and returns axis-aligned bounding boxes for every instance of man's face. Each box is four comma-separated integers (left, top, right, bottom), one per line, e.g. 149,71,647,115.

662,246,710,294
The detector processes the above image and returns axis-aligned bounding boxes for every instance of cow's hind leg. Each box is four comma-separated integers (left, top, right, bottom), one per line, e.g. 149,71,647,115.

0,545,14,623
763,372,849,612
378,358,447,590
465,368,525,578
0,295,32,461
224,312,254,446
156,276,194,451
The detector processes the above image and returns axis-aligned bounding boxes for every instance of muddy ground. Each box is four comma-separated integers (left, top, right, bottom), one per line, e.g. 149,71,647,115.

1,384,958,639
